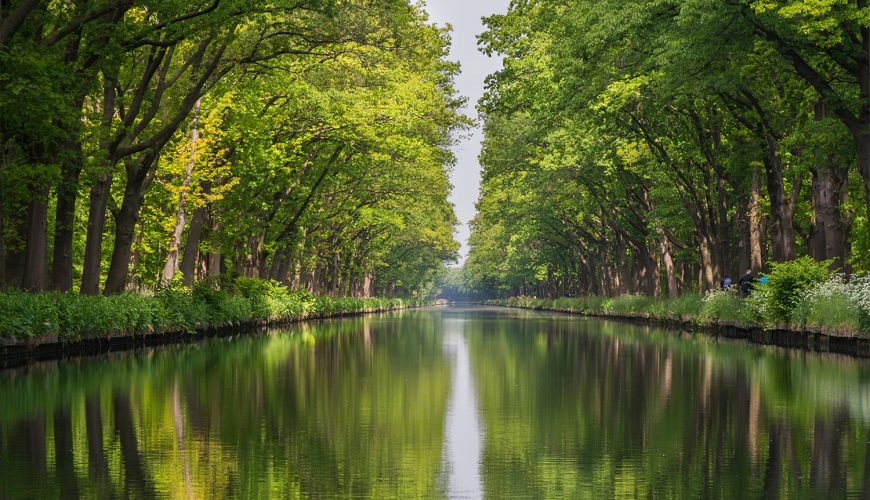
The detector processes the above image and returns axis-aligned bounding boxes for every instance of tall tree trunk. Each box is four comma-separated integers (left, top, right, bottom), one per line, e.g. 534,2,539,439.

749,165,764,272
810,163,849,270
180,187,209,285
80,175,113,294
80,75,118,295
658,236,678,298
205,217,222,277
699,234,716,291
763,135,798,262
162,98,201,282
179,206,205,285
50,140,83,291
21,187,49,291
103,159,153,294
809,102,850,271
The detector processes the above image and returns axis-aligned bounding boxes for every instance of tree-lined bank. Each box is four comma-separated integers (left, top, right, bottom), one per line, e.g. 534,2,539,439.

0,1,463,297
466,0,870,299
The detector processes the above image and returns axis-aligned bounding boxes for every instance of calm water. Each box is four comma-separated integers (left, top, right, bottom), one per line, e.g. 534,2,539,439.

2,306,870,498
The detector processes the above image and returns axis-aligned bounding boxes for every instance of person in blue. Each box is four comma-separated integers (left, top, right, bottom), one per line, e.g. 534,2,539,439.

720,276,733,289
738,269,756,297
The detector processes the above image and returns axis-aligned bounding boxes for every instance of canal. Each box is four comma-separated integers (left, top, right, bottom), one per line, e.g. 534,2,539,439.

1,306,869,498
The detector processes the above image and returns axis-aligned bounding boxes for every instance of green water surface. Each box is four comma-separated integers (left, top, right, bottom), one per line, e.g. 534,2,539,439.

1,306,870,499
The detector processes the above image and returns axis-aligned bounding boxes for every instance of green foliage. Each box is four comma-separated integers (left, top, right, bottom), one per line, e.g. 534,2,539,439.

0,291,60,339
0,279,425,341
764,257,832,324
604,294,655,315
659,293,705,319
792,274,870,333
466,0,869,299
492,269,870,333
700,289,750,324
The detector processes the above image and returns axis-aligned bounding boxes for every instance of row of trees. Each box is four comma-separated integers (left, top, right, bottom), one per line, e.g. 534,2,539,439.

466,0,870,298
0,0,463,297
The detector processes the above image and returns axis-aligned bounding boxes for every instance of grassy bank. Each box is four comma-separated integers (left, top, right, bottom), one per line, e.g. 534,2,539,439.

0,278,428,343
490,261,870,336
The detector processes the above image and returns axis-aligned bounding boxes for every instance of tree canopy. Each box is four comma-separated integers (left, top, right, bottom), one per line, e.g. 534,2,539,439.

467,0,870,298
0,0,465,297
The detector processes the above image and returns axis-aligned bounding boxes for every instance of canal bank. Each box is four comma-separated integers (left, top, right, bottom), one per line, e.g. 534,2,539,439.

490,301,870,358
0,297,432,368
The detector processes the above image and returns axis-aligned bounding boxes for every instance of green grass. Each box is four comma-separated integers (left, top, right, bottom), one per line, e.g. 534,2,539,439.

0,279,427,342
491,281,868,335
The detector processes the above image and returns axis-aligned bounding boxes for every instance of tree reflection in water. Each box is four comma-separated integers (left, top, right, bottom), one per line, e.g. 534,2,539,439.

0,308,869,498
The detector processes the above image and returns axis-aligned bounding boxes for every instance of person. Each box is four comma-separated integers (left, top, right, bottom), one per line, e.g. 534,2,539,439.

720,276,732,289
738,269,755,297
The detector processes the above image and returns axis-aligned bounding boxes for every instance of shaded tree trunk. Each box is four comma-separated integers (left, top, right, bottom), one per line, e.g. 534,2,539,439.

763,135,799,262
103,156,155,294
80,174,113,295
21,187,48,291
206,216,222,277
180,188,209,284
80,73,118,295
50,139,83,291
810,163,849,271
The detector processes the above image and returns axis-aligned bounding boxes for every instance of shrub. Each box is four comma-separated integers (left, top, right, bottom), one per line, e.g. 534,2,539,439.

700,289,748,324
845,273,870,332
763,257,832,324
0,291,59,339
792,274,869,333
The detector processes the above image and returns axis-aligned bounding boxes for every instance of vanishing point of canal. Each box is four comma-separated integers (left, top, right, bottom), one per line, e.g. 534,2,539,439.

1,306,870,498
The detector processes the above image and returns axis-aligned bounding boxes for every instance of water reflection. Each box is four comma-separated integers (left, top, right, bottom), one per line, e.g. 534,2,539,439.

0,312,450,498
441,319,483,499
464,310,870,499
0,307,870,498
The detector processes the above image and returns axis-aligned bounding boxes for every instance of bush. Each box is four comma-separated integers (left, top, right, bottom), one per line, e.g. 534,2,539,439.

700,289,748,324
845,273,870,332
0,291,59,339
793,274,869,333
763,257,832,324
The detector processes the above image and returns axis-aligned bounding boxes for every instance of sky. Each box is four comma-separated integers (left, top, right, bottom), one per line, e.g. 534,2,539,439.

423,0,511,265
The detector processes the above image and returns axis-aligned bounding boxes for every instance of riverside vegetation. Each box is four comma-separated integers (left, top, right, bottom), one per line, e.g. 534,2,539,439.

0,277,428,342
492,258,870,335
